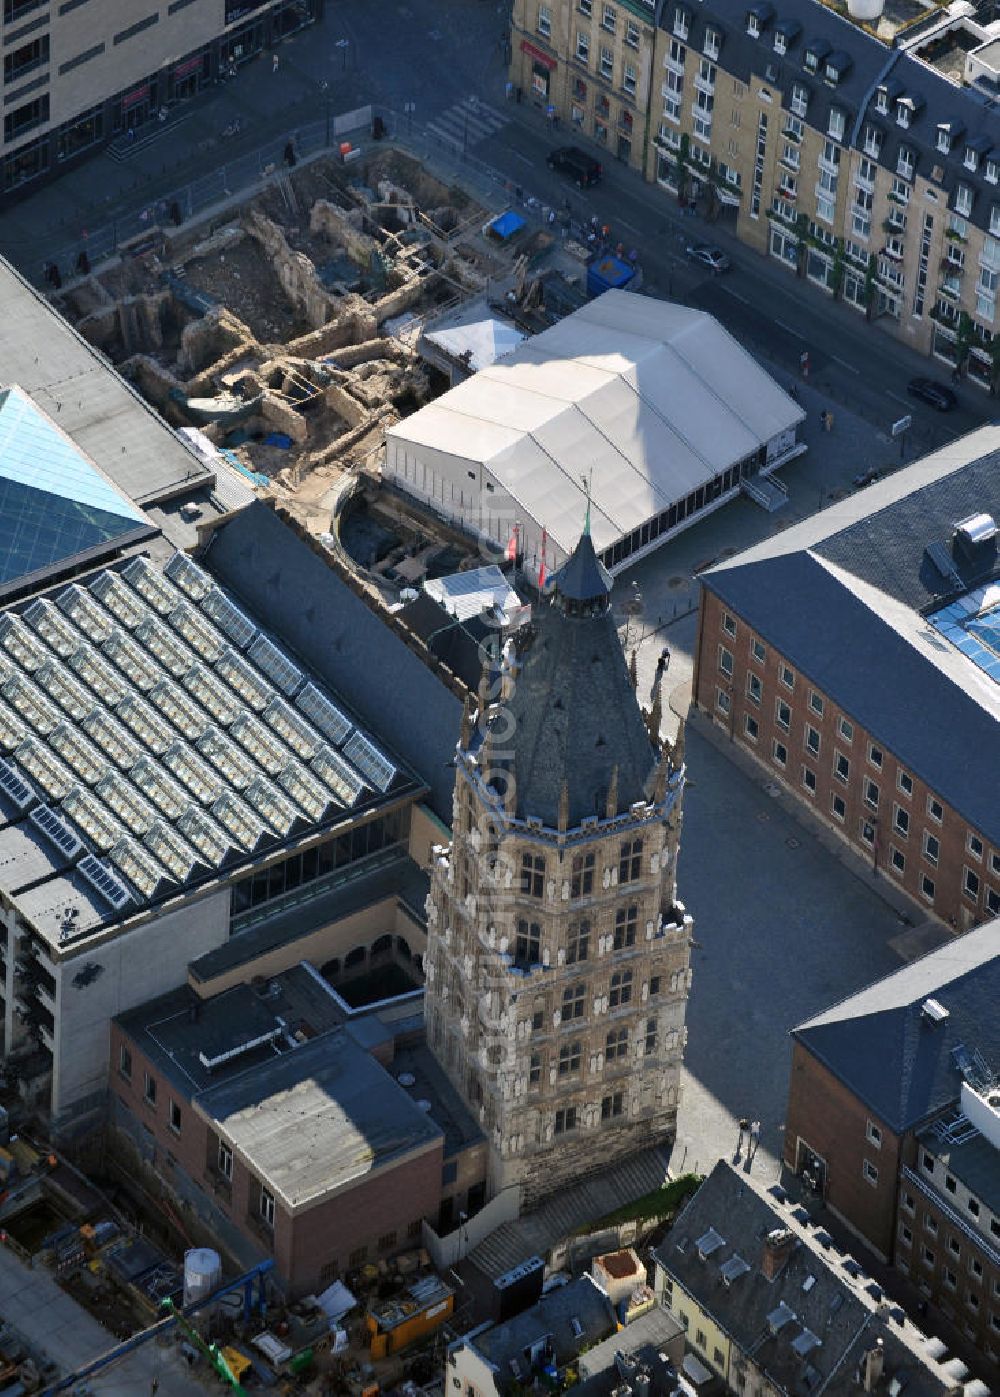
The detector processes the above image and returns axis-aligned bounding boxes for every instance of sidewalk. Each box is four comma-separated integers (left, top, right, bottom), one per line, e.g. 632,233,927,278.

0,1243,211,1395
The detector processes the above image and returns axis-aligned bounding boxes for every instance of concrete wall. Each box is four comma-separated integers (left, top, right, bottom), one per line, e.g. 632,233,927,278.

51,889,230,1132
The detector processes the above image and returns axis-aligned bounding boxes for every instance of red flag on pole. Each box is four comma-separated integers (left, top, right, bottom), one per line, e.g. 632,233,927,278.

538,528,547,587
505,523,519,562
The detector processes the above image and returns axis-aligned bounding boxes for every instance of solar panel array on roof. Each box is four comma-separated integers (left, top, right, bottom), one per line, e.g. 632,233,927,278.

0,551,400,925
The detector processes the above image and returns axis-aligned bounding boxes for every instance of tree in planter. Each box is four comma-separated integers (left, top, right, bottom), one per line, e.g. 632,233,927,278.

830,239,845,300
794,214,810,277
677,133,692,207
955,311,973,376
864,253,877,322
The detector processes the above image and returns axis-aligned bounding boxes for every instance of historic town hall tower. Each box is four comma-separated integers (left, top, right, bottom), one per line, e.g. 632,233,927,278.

425,533,693,1207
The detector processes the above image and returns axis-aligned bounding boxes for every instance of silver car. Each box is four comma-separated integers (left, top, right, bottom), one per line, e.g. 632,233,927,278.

686,243,731,273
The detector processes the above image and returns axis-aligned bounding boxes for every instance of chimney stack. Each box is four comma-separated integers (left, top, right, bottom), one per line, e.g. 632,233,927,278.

761,1227,795,1280
861,1338,884,1392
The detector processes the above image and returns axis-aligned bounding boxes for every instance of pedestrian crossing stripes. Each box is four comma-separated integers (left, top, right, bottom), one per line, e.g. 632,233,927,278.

425,96,507,153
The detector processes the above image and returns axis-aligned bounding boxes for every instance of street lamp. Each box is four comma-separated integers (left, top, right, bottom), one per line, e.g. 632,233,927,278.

335,37,350,72
319,78,331,147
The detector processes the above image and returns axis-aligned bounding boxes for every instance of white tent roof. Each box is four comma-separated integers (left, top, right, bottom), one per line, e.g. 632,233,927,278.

424,317,524,371
388,291,803,553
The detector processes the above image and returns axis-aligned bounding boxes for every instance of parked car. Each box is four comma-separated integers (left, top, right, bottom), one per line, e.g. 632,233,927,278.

907,377,957,411
545,146,602,187
686,244,731,273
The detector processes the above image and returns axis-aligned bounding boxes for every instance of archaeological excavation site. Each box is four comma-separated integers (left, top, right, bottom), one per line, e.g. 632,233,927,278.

54,147,586,594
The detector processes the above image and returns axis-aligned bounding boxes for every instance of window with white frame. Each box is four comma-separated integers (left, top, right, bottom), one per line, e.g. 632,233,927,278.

893,804,909,838
828,107,845,141
600,46,614,78
898,769,913,796
625,18,639,47
603,2,616,32
623,62,636,94
260,1185,275,1227
802,765,816,795
956,183,973,216
674,7,689,40
774,31,786,55
577,30,590,62
867,1120,882,1148
923,832,939,866
538,4,552,38
864,778,879,811
776,698,791,731
790,84,808,117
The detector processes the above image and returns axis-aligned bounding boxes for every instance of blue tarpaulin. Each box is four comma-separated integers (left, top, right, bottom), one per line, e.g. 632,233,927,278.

487,210,527,240
586,254,636,298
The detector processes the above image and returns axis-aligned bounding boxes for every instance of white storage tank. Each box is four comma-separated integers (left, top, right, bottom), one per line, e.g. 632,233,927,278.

846,0,884,19
183,1248,222,1307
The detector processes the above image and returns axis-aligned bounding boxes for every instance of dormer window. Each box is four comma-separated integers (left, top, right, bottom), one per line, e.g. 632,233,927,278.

825,51,851,86
775,32,786,54
804,49,819,73
987,158,999,185
862,125,882,159
937,131,950,156
896,146,915,181
704,27,720,60
747,12,759,36
964,146,979,172
955,183,974,217
790,82,808,118
896,101,910,129
990,204,1000,237
827,107,845,142
673,6,689,41
875,88,888,115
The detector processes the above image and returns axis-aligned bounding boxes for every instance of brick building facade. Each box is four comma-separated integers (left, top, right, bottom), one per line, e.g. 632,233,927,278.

694,429,1000,931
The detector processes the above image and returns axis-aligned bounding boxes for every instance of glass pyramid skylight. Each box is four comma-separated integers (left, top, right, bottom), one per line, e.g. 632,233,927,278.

0,386,152,593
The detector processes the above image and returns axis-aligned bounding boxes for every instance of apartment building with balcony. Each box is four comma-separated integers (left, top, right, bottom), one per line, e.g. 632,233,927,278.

1,0,322,199
785,923,1000,1369
641,0,1000,384
509,0,658,175
693,424,1000,931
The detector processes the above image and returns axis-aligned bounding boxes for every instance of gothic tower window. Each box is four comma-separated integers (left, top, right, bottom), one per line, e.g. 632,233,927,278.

567,919,590,963
614,904,638,949
609,969,633,1007
619,838,644,883
521,852,546,897
562,982,586,1020
606,1025,629,1061
558,1041,582,1076
554,1106,577,1134
571,851,595,898
515,919,541,968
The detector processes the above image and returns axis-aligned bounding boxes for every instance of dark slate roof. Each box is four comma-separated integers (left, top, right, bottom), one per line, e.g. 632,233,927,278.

492,584,657,828
202,502,464,819
658,0,1000,236
700,430,1000,843
655,1162,956,1397
397,590,500,691
550,531,613,604
792,921,1000,1133
473,1276,615,1378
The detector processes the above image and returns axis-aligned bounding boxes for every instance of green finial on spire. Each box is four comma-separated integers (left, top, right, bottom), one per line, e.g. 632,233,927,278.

579,470,593,535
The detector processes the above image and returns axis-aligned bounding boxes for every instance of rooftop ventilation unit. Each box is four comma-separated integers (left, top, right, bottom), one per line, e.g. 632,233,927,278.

695,1228,726,1260
766,1302,797,1336
922,997,949,1025
719,1255,750,1286
955,513,998,546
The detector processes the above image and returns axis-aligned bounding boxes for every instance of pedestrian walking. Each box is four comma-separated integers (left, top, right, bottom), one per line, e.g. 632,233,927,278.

272,52,279,73
660,645,671,673
284,138,297,167
824,409,834,433
749,1119,761,1161
736,1116,749,1159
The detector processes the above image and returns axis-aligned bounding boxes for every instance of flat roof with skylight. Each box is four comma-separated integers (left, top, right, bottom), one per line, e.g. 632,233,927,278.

0,547,416,950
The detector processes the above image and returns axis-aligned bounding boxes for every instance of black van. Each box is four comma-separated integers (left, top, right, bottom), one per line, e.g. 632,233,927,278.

545,146,603,188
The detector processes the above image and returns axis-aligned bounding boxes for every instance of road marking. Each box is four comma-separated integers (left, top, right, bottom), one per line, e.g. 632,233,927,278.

618,219,641,235
886,390,911,407
773,319,803,338
512,151,534,167
721,288,749,304
831,355,860,376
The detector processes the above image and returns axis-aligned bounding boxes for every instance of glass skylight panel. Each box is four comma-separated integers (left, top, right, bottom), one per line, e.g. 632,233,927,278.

177,805,233,868
243,775,300,835
212,789,268,850
264,697,323,760
344,731,396,792
295,682,352,746
95,771,158,836
248,634,302,696
148,678,211,742
164,551,212,600
49,721,107,786
66,644,128,707
4,673,60,736
277,760,331,822
78,854,132,912
57,584,114,644
35,660,94,723
109,835,173,897
170,602,225,662
229,710,293,776
162,741,221,805
62,785,124,850
214,648,271,710
81,709,142,771
0,701,28,752
103,628,160,692
143,820,203,882
0,755,35,809
90,572,150,630
116,692,172,756
197,726,254,789
201,588,256,649
0,614,47,671
182,664,240,728
130,755,189,820
311,744,365,806
135,617,195,678
0,653,14,688
122,556,181,615
23,598,83,658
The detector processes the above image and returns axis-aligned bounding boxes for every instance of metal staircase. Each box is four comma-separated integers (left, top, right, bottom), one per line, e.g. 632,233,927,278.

741,473,789,513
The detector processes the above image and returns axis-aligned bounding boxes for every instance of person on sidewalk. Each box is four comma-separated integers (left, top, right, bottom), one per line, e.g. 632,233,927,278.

748,1119,761,1162
272,52,280,73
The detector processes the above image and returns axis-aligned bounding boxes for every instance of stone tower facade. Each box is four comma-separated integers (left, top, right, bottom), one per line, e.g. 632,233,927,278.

424,535,692,1208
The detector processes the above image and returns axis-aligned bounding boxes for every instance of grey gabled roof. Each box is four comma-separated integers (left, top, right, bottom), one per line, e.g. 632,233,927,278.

474,1275,615,1376
658,0,1000,236
201,502,464,819
792,920,1000,1133
700,427,1000,843
654,1161,957,1397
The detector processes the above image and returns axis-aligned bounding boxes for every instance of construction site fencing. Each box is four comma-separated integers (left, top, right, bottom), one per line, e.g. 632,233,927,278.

43,105,373,287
